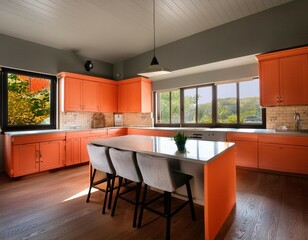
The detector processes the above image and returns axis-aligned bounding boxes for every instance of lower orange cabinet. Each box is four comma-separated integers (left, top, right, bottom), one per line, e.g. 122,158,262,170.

5,133,66,177
12,140,65,177
259,143,308,175
66,138,81,166
226,133,258,168
13,143,39,177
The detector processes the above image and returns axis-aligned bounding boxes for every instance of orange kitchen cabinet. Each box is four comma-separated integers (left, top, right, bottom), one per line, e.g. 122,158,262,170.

13,143,40,177
259,143,308,175
65,138,81,166
63,77,83,111
100,82,117,112
58,72,117,113
39,140,65,171
117,77,152,113
226,133,258,168
60,76,99,112
258,59,280,106
82,80,100,112
257,46,308,106
5,133,66,177
80,136,94,163
258,134,308,175
80,129,108,163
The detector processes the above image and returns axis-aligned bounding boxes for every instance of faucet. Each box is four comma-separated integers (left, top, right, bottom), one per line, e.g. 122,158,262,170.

294,112,301,131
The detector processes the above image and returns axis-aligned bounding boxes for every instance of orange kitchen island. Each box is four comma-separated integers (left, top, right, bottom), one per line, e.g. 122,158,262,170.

91,135,235,240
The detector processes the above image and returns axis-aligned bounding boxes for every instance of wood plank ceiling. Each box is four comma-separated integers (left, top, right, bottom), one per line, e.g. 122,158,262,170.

0,0,292,64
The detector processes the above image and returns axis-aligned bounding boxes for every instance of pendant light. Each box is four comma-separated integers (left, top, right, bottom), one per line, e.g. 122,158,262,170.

138,0,171,78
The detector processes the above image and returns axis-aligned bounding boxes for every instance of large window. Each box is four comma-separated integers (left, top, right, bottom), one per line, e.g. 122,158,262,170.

154,78,265,128
1,68,57,131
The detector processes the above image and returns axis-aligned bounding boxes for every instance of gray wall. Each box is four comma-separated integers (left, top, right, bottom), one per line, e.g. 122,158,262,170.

152,63,258,91
115,0,308,81
0,33,113,78
0,34,113,171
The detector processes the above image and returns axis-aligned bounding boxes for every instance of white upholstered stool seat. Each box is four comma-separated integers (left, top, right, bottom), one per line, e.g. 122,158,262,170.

109,148,143,228
86,144,116,214
136,152,196,240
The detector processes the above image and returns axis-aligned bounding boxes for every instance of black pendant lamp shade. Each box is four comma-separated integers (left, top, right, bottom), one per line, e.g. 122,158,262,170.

138,0,170,78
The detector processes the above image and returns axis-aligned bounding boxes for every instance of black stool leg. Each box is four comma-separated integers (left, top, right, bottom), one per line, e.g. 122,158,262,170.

186,181,196,220
111,176,123,217
165,192,171,240
138,184,148,228
132,182,142,228
102,173,111,214
108,174,116,209
86,169,96,203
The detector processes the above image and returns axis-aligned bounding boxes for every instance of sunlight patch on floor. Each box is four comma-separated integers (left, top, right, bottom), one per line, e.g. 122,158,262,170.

63,188,98,202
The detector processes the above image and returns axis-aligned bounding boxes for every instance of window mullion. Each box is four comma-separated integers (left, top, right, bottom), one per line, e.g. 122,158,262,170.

236,83,240,124
195,88,198,124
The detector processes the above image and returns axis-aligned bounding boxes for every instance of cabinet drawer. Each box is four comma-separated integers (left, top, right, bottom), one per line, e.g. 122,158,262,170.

259,143,308,174
66,131,91,139
258,134,308,146
12,133,66,145
227,133,258,142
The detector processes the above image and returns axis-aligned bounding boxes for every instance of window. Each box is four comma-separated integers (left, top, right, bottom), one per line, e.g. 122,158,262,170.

217,83,237,123
155,90,180,124
239,79,262,124
1,68,57,131
154,78,265,128
184,86,213,124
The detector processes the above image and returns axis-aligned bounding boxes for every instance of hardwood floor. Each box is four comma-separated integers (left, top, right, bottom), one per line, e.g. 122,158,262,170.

0,165,307,240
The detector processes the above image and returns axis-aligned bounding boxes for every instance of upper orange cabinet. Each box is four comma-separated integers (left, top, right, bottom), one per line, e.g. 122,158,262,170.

117,77,152,113
257,46,308,106
58,72,117,113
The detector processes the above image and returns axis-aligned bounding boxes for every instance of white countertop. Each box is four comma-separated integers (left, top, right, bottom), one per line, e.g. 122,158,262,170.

91,135,234,164
4,126,308,137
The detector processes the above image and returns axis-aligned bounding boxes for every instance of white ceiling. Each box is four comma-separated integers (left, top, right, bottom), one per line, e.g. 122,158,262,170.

0,0,292,65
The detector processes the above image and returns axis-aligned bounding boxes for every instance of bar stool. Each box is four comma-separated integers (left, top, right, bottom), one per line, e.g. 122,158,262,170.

136,153,196,240
86,144,116,214
109,148,143,228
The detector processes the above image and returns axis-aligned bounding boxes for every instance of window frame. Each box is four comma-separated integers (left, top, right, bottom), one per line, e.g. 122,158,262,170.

1,67,57,132
154,79,266,129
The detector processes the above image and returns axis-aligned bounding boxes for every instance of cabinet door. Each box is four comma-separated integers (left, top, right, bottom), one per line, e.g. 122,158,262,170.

80,136,92,163
117,83,130,112
65,138,81,166
13,143,39,177
280,54,308,105
259,59,280,106
64,77,83,111
259,143,308,174
233,141,258,168
128,81,141,112
39,140,65,171
82,80,100,112
100,83,117,112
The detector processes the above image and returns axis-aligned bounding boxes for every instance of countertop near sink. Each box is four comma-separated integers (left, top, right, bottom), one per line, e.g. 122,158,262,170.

128,127,308,136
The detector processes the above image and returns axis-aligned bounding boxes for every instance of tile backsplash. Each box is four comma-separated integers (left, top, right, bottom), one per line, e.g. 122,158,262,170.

59,112,152,129
60,106,308,131
266,106,308,130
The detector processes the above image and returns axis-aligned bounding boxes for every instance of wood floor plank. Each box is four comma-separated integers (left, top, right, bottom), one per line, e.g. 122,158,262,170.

0,165,308,240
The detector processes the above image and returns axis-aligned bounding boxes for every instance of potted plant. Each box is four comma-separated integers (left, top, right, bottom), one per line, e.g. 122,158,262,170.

173,132,188,151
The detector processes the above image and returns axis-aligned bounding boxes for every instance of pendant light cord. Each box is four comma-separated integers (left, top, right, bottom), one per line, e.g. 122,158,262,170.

153,0,156,57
